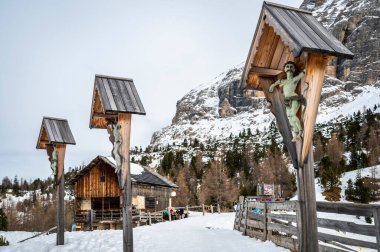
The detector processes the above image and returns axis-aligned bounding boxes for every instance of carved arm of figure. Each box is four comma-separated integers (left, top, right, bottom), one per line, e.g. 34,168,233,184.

293,68,306,83
269,79,281,93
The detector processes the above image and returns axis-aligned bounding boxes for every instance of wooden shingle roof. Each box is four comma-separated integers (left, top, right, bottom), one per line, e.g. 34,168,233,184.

263,1,353,58
36,117,76,149
89,75,146,129
241,1,354,89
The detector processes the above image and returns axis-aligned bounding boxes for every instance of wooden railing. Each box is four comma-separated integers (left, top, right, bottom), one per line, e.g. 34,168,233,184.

75,209,122,222
234,200,380,251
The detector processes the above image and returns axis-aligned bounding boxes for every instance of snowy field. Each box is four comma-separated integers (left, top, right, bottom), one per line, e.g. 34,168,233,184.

0,212,288,252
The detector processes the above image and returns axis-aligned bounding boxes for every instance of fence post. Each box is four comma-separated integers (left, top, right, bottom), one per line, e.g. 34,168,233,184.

373,208,380,251
90,209,93,231
186,205,189,217
168,207,171,222
148,212,152,226
217,203,220,214
202,204,205,216
243,200,249,236
263,202,267,241
211,205,214,214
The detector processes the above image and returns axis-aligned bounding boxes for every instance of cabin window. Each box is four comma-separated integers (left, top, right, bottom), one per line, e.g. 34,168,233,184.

100,175,105,182
145,197,156,209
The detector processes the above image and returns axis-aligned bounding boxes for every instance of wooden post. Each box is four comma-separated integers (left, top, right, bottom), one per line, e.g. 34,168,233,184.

168,207,171,222
211,205,214,214
186,205,189,217
243,201,249,236
89,209,93,231
119,113,133,252
56,144,66,245
202,204,205,216
148,212,152,226
137,209,141,227
372,208,380,251
263,202,268,241
217,204,220,214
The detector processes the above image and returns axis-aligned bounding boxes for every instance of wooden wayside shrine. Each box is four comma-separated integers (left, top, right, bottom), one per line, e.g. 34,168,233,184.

89,74,146,252
240,2,354,251
36,117,76,245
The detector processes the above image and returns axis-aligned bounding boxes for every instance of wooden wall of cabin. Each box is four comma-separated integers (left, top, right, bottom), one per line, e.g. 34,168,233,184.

75,161,121,198
132,184,174,211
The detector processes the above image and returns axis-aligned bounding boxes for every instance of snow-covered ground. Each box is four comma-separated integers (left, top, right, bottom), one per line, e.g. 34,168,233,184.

0,212,288,252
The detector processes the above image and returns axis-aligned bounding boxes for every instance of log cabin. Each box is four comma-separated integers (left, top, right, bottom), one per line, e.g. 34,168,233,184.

69,155,178,230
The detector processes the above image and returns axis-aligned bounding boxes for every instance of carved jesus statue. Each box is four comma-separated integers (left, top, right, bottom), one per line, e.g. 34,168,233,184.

269,61,305,141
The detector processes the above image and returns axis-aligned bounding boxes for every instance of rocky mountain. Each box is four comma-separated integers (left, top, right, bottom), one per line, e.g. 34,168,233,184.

150,0,380,148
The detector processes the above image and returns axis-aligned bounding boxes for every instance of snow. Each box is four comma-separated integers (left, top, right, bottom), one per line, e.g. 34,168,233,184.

0,212,289,252
130,162,144,175
317,84,380,124
105,156,144,175
0,231,38,244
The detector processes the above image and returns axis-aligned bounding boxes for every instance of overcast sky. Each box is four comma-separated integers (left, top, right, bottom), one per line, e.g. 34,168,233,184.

0,0,302,180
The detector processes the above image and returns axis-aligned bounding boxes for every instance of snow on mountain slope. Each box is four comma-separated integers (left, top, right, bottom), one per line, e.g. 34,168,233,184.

150,62,380,147
1,212,288,252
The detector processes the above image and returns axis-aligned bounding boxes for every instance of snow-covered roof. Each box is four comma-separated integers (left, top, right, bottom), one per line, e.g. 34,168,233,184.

69,155,178,188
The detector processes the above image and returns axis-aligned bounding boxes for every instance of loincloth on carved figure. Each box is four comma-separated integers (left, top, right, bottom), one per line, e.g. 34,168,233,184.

284,95,306,107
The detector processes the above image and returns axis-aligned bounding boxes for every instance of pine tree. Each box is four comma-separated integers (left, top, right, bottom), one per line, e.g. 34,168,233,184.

12,176,21,197
0,208,7,231
345,178,354,200
319,157,341,193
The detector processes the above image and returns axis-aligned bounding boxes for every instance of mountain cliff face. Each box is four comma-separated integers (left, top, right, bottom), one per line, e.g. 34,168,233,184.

151,0,380,148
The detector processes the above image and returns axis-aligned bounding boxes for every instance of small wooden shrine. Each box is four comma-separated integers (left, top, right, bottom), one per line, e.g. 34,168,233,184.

89,74,146,252
240,2,353,251
36,117,76,245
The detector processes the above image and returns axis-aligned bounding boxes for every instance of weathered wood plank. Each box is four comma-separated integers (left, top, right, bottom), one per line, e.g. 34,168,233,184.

249,66,282,77
247,212,265,222
267,222,298,236
268,233,298,251
316,201,377,216
246,219,265,230
247,201,266,209
318,232,377,249
246,228,265,240
267,201,298,211
373,208,380,251
270,38,285,69
317,218,376,237
269,213,297,222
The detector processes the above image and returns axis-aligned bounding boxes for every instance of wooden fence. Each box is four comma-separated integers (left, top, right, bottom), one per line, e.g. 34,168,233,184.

234,199,380,251
133,204,221,226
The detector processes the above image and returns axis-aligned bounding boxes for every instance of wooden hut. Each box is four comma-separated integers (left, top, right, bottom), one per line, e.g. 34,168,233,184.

69,156,177,230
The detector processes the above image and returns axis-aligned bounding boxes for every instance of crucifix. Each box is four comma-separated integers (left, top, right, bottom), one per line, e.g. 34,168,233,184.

89,75,146,252
241,2,354,251
36,117,76,245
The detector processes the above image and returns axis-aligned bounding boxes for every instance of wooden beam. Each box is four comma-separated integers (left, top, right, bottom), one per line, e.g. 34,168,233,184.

301,54,328,164
249,66,282,77
56,144,66,246
93,113,117,119
118,113,133,252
